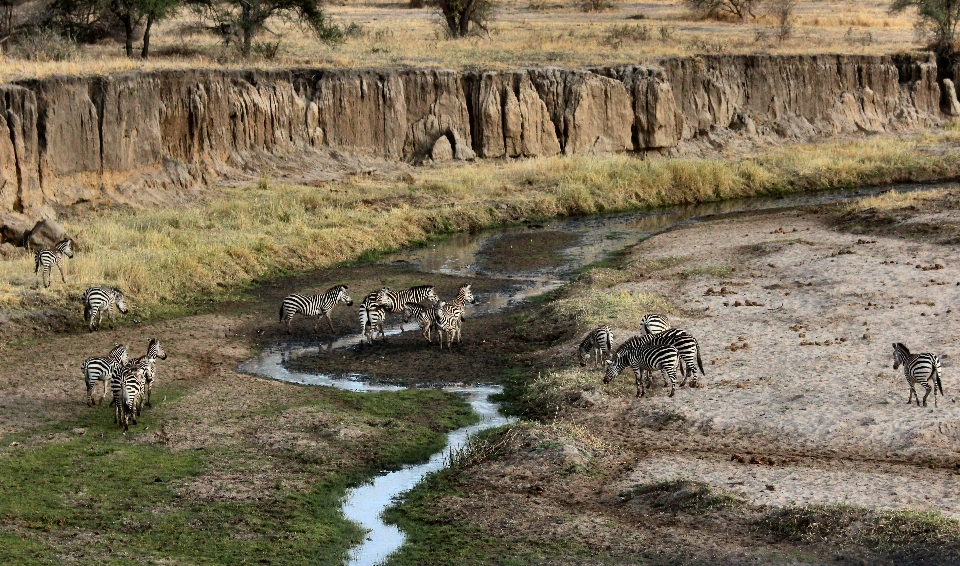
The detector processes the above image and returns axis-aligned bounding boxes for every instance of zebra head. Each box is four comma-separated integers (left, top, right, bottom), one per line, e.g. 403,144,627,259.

114,290,129,314
401,303,416,324
577,339,592,367
457,284,476,305
603,357,624,384
424,286,440,305
374,287,393,308
893,342,909,369
109,344,129,366
336,285,353,306
57,239,74,258
148,338,167,361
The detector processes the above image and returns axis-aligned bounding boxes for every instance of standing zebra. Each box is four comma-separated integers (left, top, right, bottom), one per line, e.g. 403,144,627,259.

81,344,128,406
279,285,354,334
640,313,671,335
127,338,167,409
115,365,147,431
616,328,704,386
893,343,944,408
83,287,129,332
435,284,476,350
362,304,388,344
402,302,439,343
604,343,682,398
34,239,74,288
578,325,614,367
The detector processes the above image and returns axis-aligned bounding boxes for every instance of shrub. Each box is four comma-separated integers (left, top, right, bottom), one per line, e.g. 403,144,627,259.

685,0,760,21
11,28,79,61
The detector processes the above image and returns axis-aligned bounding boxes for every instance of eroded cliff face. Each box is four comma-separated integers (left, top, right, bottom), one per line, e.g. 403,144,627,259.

0,53,949,215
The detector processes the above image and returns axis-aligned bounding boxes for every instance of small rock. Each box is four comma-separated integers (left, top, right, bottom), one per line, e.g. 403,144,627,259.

766,484,776,491
863,333,871,340
430,136,454,162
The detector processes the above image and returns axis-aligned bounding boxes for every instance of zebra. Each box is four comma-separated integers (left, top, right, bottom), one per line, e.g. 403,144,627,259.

362,303,388,344
83,287,129,332
604,343,682,398
616,328,704,386
127,338,167,409
578,326,614,367
81,344,128,406
435,284,476,350
402,302,439,342
374,286,440,315
115,365,147,431
893,343,944,408
34,239,74,288
641,313,671,335
279,285,353,334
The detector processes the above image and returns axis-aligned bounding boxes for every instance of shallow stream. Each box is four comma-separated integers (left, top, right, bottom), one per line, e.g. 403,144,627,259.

239,183,934,565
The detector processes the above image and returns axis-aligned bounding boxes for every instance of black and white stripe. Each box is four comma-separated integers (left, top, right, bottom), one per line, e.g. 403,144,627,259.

115,365,147,431
83,287,129,332
374,286,440,314
436,284,476,350
578,325,614,367
641,313,671,335
893,342,944,407
358,290,385,344
362,304,388,344
34,239,74,288
279,285,353,334
402,302,438,342
81,344,128,406
616,328,704,386
129,338,167,409
604,343,681,397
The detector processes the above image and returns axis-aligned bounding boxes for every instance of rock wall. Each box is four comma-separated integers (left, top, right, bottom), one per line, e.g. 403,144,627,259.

0,53,947,215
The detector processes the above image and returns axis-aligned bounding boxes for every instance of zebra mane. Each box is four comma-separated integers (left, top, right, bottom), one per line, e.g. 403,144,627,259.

408,285,434,291
327,284,348,292
893,342,910,355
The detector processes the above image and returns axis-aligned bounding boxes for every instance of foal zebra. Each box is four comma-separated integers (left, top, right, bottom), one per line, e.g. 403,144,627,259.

435,284,476,350
83,287,129,332
578,326,614,367
893,342,944,408
81,344,128,406
640,313,671,335
114,365,147,431
616,328,704,386
279,285,353,334
605,343,682,397
34,239,74,288
402,302,439,342
129,338,167,409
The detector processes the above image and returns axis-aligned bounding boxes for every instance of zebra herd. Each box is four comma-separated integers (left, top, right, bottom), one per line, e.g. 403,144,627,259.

279,282,477,349
82,338,167,431
579,314,705,398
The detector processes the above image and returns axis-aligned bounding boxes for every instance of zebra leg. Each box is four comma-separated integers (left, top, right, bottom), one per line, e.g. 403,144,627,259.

325,312,336,334
907,381,919,406
42,267,50,288
922,383,932,407
57,263,66,283
666,368,677,398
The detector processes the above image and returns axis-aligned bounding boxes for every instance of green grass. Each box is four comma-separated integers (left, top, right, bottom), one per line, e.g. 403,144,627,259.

0,385,478,564
624,480,743,515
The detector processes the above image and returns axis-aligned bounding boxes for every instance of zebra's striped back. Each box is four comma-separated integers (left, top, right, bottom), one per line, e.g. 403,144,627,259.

116,365,147,431
641,313,671,335
616,328,704,385
893,343,944,407
83,287,129,331
435,285,476,349
280,285,353,334
375,286,440,314
82,344,128,406
605,343,681,397
362,304,388,344
578,326,614,367
34,239,74,287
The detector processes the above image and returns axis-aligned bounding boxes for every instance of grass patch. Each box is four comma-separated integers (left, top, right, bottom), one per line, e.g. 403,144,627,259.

623,480,743,514
0,385,478,564
681,265,735,278
548,289,676,330
5,137,960,339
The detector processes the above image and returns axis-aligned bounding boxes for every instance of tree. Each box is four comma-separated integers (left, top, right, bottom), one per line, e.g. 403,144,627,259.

890,0,960,53
38,0,178,57
684,0,760,21
431,0,493,37
192,0,339,57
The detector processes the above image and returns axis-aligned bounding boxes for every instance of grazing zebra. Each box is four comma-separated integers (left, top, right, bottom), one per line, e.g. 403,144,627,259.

616,328,704,386
402,302,439,342
605,343,682,398
641,313,671,335
893,343,944,408
83,287,129,332
578,326,614,367
435,284,476,350
279,285,353,334
374,286,440,314
81,344,128,406
115,365,147,431
34,239,74,288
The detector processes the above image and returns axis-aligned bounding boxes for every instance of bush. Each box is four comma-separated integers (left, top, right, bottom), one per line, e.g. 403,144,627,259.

581,0,614,12
431,0,494,37
685,0,760,21
601,23,649,48
769,0,795,42
11,28,79,61
890,0,960,54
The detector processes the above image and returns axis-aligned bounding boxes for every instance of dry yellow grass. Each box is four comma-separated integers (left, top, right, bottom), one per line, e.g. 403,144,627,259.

2,133,959,319
0,0,923,82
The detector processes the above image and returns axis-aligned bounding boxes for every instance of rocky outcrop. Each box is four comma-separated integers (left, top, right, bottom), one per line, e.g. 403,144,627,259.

0,53,949,214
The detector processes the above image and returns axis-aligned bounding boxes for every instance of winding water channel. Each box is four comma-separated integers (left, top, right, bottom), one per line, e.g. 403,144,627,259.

238,183,937,566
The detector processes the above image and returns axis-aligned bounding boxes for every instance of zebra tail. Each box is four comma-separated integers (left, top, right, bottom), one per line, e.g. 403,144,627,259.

697,345,705,376
937,364,945,396
279,302,284,323
604,332,612,358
